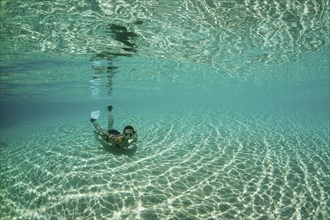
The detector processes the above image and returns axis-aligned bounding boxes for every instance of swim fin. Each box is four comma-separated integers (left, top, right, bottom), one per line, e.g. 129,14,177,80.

91,110,100,119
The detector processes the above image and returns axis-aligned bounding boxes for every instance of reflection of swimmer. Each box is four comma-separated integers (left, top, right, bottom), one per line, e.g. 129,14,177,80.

108,23,139,49
90,105,138,149
89,57,117,96
89,23,140,97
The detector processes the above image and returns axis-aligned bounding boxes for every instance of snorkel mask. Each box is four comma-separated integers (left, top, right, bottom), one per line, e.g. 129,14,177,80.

123,125,135,139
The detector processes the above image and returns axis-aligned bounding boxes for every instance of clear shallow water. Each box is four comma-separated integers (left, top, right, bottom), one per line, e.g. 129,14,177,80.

0,0,329,219
1,105,329,219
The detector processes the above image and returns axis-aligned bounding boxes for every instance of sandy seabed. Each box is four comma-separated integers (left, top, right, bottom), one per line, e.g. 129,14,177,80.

1,107,329,219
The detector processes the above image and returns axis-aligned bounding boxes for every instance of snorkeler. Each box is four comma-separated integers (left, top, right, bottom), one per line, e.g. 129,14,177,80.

90,105,138,149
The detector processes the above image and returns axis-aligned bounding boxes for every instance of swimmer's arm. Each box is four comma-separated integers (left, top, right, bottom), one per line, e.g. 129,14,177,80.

114,136,134,148
114,136,128,148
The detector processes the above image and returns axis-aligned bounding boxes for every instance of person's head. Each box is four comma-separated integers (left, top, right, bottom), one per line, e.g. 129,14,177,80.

123,125,136,139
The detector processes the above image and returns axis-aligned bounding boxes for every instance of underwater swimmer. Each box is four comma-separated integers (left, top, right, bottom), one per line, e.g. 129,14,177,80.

90,105,137,149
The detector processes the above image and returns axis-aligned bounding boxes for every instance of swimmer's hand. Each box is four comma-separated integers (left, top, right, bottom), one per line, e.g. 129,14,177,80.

128,133,138,144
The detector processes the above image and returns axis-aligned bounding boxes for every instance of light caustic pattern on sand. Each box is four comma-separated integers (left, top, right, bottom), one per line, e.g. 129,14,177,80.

0,108,329,219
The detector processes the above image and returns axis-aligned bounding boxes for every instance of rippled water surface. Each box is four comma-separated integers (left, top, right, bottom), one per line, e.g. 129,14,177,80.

0,0,329,219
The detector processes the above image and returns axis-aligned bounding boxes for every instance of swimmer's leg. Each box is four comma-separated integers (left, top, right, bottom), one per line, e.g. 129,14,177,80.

90,119,106,134
90,119,110,141
107,105,114,130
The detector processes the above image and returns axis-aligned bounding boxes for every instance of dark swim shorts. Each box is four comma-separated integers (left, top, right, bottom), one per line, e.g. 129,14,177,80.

108,129,121,135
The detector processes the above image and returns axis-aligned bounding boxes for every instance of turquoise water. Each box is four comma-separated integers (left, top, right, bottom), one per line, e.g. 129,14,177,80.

1,0,329,219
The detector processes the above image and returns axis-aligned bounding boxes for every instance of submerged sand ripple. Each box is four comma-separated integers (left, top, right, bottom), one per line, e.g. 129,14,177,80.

0,108,329,219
